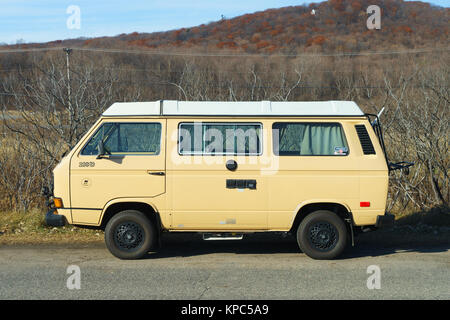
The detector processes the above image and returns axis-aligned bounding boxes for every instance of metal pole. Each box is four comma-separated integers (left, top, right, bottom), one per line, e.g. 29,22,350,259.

63,48,72,114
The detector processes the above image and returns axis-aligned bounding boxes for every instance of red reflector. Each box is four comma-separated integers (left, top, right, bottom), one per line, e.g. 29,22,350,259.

360,202,371,207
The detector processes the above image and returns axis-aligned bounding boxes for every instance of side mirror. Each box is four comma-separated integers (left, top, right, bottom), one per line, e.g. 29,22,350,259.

96,140,110,159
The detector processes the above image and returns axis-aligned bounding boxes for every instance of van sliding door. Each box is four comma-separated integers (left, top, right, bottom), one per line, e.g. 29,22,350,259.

167,119,269,230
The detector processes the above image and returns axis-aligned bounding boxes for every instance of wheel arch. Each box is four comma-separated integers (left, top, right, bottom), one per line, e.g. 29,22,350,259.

99,200,163,231
289,201,353,234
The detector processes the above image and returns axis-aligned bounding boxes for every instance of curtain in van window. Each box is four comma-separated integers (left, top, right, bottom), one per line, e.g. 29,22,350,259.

300,124,347,155
273,123,348,156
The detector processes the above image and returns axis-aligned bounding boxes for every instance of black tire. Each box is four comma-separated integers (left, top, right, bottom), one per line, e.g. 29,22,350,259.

296,210,348,260
105,210,157,259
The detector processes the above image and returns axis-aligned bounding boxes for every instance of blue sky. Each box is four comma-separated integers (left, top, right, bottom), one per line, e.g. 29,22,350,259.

0,0,448,44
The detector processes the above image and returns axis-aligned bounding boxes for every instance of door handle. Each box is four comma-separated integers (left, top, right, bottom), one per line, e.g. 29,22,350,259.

147,171,165,176
226,179,256,189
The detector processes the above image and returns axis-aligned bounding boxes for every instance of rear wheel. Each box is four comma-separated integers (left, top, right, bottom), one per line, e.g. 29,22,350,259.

296,210,348,260
105,210,157,259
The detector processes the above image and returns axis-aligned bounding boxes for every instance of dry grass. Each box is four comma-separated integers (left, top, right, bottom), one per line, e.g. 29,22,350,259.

0,208,103,245
0,206,449,245
394,205,450,226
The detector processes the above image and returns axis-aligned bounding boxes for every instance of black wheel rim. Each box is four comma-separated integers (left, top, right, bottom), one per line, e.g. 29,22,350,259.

308,221,339,252
114,221,145,252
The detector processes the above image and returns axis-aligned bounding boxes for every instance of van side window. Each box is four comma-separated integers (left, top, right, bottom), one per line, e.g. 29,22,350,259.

272,122,349,156
179,123,262,155
81,123,161,155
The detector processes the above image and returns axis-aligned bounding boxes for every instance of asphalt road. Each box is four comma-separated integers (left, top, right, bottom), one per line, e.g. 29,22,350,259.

0,233,449,300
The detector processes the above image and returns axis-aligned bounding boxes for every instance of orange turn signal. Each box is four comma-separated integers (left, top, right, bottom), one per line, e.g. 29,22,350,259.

53,197,63,208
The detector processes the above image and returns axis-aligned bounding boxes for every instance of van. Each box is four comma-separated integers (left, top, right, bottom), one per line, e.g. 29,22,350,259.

45,100,411,260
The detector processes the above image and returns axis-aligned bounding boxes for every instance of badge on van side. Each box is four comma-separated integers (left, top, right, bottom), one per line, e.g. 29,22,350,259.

79,161,95,167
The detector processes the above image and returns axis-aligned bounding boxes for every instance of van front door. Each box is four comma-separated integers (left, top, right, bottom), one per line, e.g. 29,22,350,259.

69,119,166,224
167,120,268,230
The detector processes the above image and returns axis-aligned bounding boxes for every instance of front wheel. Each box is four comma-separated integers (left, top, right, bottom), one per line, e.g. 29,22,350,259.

105,210,157,259
297,210,348,260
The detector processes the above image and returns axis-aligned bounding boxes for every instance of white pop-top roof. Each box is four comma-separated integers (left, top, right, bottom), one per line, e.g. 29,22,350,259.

102,100,365,117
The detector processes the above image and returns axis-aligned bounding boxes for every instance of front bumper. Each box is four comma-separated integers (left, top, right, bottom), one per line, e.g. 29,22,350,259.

45,209,66,227
375,213,395,229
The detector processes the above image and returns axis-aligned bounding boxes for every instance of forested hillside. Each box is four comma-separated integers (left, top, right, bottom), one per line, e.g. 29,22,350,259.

2,0,448,54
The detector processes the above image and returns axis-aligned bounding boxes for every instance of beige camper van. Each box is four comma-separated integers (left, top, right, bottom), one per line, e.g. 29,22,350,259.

45,100,411,260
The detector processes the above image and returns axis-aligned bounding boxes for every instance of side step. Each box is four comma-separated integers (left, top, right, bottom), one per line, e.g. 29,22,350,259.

202,233,244,241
